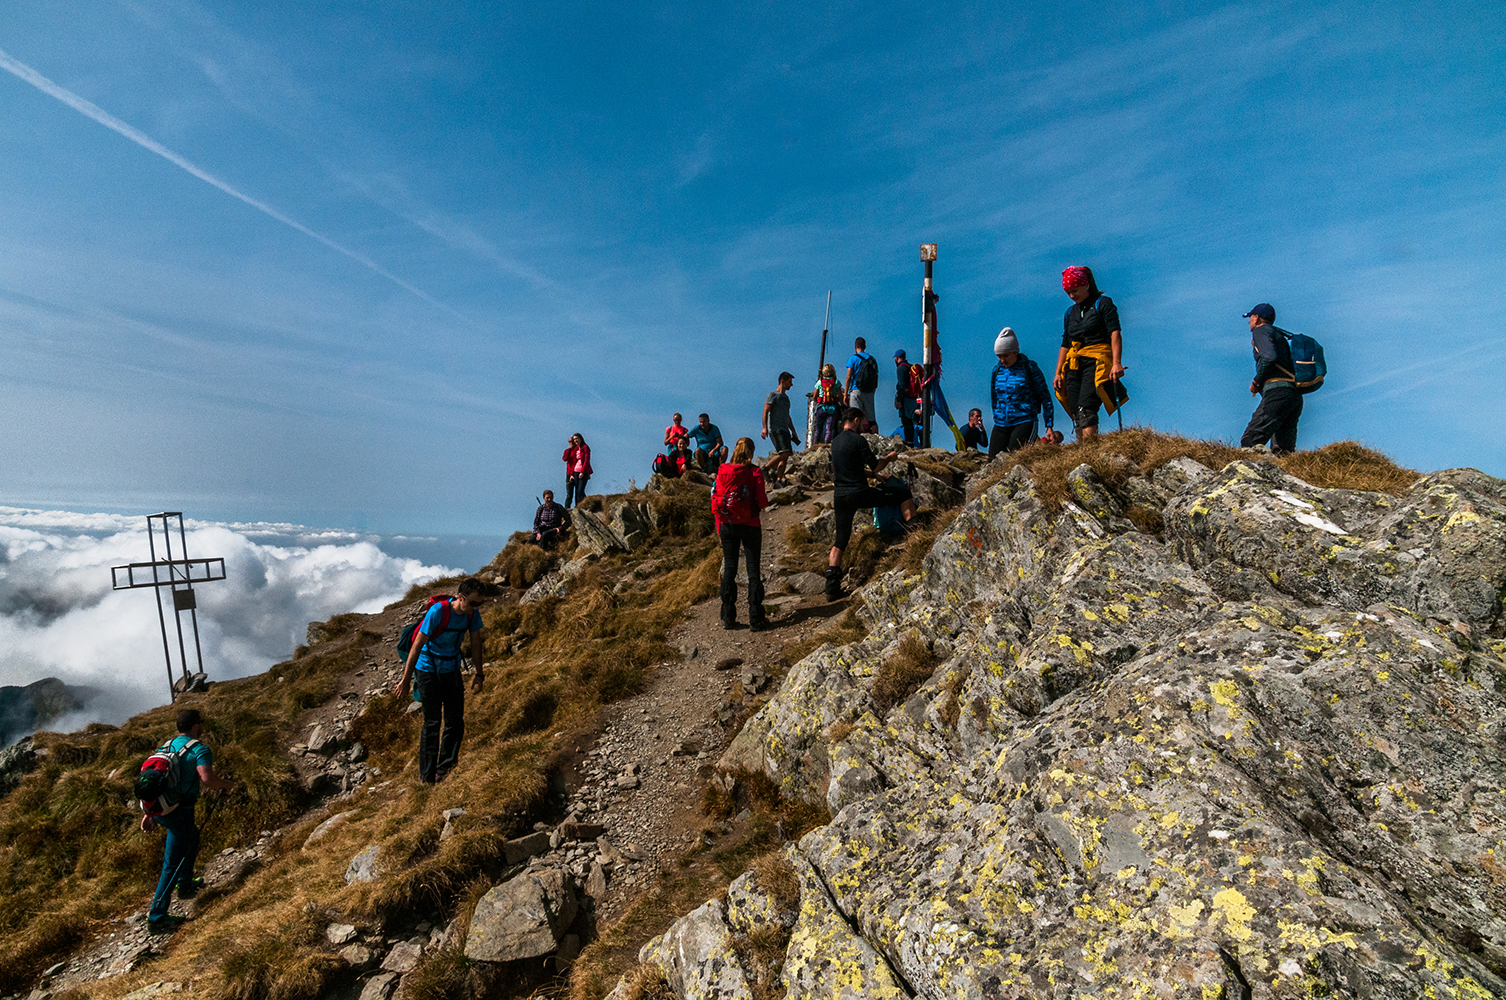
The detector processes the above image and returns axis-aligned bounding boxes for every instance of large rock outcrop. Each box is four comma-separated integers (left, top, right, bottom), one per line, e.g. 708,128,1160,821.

640,458,1506,998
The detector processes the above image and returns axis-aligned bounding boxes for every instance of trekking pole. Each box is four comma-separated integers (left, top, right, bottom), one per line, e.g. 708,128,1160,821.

1114,377,1124,431
817,291,831,375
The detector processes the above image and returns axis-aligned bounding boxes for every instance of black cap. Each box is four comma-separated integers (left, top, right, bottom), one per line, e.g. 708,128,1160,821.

1243,303,1275,322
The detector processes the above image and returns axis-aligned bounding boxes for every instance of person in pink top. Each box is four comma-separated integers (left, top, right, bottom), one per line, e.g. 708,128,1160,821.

562,433,592,509
711,438,769,632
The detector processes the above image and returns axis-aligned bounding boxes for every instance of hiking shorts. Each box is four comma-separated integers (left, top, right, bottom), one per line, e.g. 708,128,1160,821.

770,426,793,454
1059,358,1101,429
849,389,877,429
833,482,913,550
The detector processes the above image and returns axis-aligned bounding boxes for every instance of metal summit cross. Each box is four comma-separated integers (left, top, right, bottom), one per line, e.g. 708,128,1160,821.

110,512,227,700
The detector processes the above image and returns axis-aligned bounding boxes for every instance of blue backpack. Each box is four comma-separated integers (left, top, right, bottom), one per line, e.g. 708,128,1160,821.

872,476,907,535
1281,328,1327,394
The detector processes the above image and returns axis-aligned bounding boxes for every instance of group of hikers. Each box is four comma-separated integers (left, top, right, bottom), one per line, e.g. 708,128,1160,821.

135,265,1326,931
139,579,491,931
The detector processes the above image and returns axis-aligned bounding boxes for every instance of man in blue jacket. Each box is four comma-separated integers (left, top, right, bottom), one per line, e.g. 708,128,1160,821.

393,579,486,784
1239,303,1302,455
989,328,1055,457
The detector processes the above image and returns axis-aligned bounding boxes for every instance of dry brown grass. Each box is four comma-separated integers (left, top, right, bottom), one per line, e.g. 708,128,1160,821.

611,965,676,1000
939,665,972,732
751,851,799,912
779,609,869,669
871,633,940,714
490,533,561,589
968,426,1419,510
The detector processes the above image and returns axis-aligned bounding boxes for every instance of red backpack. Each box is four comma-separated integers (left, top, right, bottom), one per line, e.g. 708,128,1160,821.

397,595,455,662
712,467,760,524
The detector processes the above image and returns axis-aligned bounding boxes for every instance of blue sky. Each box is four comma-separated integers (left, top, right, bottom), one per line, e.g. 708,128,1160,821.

1,1,1503,536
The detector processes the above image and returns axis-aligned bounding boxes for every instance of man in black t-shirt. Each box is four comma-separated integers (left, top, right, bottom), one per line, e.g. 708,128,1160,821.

962,408,987,451
825,408,916,600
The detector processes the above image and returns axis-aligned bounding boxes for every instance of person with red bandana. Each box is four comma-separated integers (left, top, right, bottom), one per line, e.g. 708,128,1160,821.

1054,266,1127,440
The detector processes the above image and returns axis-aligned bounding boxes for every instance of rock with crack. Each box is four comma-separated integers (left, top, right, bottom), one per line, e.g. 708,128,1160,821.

666,458,1506,997
464,868,579,962
637,898,755,999
571,508,630,556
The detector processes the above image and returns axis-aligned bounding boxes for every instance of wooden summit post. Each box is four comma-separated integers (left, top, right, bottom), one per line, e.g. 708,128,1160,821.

920,244,938,448
111,512,226,701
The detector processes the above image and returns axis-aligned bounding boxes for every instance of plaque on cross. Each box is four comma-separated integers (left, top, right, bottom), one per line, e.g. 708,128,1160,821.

111,512,227,700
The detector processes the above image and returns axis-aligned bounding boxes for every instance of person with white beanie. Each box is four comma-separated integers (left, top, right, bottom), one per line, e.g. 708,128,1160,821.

988,327,1056,457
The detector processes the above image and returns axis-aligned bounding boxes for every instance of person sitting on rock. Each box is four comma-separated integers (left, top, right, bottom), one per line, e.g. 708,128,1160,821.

688,413,728,473
712,437,770,631
962,408,988,451
825,407,916,601
392,579,486,785
532,491,571,549
141,708,234,933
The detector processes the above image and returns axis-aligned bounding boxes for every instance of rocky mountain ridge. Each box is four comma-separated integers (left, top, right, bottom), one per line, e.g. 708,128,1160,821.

623,455,1506,998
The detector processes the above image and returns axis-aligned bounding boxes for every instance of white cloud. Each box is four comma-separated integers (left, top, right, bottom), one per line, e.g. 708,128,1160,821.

0,507,457,734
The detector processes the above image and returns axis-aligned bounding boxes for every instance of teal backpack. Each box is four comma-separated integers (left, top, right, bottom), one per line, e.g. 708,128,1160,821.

1280,328,1327,393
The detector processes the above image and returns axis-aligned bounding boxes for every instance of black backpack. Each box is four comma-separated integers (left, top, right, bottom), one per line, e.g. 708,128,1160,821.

856,354,879,392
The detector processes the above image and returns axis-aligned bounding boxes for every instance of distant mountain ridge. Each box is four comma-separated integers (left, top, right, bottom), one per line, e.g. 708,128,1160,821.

0,677,91,747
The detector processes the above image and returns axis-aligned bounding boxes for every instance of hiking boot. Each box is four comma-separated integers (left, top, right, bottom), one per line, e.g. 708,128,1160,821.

147,914,186,934
177,877,205,900
749,619,770,632
824,567,843,602
721,620,740,631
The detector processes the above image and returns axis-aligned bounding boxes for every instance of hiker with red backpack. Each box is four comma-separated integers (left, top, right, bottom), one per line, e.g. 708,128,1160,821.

813,363,845,444
712,438,770,631
562,433,592,509
392,579,487,784
138,708,233,932
894,350,925,445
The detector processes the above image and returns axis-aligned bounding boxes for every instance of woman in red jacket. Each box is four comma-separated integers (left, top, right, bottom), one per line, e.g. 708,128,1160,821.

711,437,769,631
562,433,592,509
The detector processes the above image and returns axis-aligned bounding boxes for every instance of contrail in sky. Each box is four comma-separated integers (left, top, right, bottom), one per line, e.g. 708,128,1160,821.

0,46,467,322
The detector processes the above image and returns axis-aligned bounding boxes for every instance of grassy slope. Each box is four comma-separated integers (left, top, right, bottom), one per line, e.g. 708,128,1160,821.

0,433,1420,1000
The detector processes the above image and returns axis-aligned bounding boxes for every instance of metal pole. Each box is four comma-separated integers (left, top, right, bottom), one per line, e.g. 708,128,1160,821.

177,515,206,682
921,247,936,449
147,516,175,701
163,515,191,690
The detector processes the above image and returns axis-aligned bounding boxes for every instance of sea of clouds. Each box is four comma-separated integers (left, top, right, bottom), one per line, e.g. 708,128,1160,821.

0,506,461,736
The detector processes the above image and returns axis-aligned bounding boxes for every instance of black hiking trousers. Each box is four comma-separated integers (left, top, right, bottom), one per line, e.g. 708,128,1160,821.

719,523,766,628
1241,381,1303,455
415,669,465,783
988,421,1036,458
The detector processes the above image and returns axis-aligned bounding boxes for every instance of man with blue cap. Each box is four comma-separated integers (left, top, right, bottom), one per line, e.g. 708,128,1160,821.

1240,303,1302,455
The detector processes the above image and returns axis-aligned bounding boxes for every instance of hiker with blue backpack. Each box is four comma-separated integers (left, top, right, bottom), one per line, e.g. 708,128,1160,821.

844,337,880,432
989,328,1056,457
138,708,233,932
392,579,486,784
1240,303,1324,454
